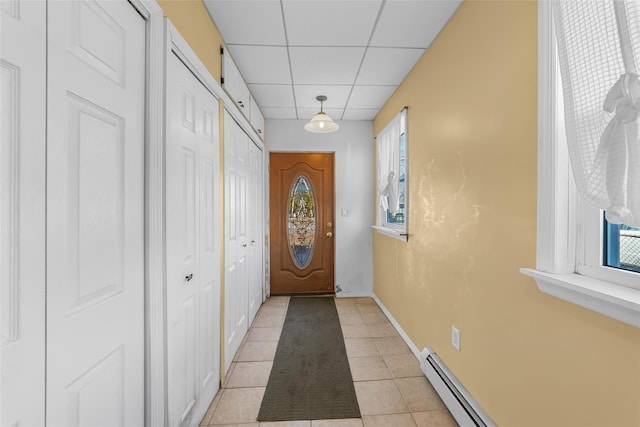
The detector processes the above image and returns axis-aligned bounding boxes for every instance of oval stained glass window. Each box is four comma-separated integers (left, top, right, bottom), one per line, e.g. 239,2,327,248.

287,175,316,269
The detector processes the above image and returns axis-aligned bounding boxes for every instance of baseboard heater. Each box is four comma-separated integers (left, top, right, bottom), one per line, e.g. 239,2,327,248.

420,348,496,427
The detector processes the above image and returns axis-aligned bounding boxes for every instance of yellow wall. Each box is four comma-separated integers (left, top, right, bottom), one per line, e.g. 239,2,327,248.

373,1,640,426
157,0,224,83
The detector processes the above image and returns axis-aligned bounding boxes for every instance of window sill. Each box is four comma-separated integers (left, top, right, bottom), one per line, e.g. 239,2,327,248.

520,268,640,328
372,225,407,242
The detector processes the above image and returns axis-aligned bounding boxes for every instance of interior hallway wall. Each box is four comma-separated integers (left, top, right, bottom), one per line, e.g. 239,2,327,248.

372,1,640,426
266,119,374,296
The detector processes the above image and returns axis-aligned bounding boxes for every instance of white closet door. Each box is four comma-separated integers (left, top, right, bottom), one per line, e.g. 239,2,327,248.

196,77,221,426
46,1,145,425
247,141,264,325
224,112,249,372
0,1,46,425
166,51,221,427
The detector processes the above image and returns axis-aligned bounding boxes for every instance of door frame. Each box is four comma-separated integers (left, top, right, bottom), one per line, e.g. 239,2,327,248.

133,1,165,426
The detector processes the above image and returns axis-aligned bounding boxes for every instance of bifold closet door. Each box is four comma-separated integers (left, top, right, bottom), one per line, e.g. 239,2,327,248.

166,51,221,427
224,115,264,371
224,112,249,372
0,1,46,425
247,142,264,325
46,1,146,425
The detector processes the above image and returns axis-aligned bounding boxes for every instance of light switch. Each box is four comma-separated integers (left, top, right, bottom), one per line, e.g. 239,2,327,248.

341,208,351,217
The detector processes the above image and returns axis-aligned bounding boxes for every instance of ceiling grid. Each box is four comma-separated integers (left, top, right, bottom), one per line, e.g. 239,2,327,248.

203,0,462,121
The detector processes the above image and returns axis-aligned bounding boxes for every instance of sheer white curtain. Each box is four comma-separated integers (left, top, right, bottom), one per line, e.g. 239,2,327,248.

554,0,640,226
376,114,401,217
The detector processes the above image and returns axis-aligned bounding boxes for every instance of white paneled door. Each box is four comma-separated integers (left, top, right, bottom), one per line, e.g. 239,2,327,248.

46,1,145,425
224,111,249,373
166,51,221,427
224,112,264,372
247,142,264,325
0,1,46,425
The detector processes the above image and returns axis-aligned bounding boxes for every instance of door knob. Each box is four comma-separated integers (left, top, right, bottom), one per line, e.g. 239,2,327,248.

185,273,193,282
326,232,333,238
242,243,247,247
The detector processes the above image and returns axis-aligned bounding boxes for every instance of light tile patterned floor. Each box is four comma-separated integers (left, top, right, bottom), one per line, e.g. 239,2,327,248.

199,296,458,427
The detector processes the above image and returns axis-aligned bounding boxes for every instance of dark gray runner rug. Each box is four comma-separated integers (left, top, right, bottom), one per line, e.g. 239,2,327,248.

257,296,361,421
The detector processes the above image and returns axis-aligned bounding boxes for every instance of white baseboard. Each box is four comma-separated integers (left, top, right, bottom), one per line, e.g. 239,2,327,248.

335,290,376,299
370,294,421,359
370,294,495,427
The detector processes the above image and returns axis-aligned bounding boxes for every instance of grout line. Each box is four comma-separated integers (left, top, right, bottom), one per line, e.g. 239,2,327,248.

212,296,433,425
279,0,298,119
342,0,388,120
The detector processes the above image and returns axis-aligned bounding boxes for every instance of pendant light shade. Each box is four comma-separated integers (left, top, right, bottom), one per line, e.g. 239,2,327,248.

304,95,339,133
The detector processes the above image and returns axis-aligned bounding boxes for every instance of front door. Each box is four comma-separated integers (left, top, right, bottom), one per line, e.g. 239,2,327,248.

269,153,335,294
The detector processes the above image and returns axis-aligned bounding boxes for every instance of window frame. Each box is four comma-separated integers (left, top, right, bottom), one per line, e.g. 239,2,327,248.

373,108,409,242
579,203,640,288
520,1,640,328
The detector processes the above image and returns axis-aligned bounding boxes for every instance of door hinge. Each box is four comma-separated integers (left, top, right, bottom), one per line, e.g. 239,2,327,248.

220,46,224,55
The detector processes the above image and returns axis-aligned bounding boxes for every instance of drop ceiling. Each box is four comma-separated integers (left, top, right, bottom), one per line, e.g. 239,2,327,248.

203,0,462,121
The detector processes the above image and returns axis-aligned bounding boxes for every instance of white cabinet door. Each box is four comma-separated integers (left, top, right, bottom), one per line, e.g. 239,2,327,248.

46,1,145,425
222,50,250,116
0,1,46,425
224,111,250,372
249,96,265,140
166,51,221,427
247,141,264,325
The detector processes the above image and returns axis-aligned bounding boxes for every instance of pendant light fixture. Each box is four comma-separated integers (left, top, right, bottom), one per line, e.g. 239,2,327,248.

304,95,339,133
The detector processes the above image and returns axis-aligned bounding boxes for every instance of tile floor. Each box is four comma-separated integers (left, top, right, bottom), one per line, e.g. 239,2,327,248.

199,296,458,427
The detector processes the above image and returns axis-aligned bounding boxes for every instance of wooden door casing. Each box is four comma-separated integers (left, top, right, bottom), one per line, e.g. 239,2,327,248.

269,153,335,294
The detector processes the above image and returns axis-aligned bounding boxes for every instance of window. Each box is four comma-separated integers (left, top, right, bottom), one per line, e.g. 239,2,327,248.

520,2,640,329
373,108,408,241
577,202,640,291
604,220,640,274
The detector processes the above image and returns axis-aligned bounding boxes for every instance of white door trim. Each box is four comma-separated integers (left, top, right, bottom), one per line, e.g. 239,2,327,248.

167,23,220,102
129,1,167,426
167,24,263,144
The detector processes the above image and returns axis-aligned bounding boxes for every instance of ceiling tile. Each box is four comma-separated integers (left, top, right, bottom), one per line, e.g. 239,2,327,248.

371,0,462,48
262,107,298,119
248,84,294,108
227,45,291,84
289,47,365,85
294,85,351,109
356,47,425,86
342,108,380,120
203,0,459,120
297,108,344,120
347,85,397,109
283,0,382,46
203,0,286,45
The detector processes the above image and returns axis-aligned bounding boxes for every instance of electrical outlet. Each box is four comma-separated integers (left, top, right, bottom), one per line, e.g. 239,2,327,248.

452,326,461,351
